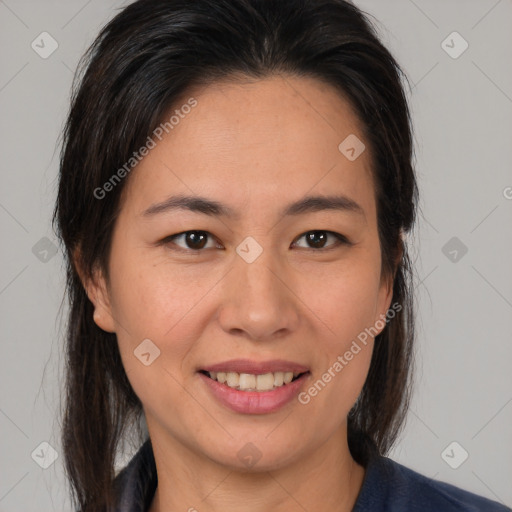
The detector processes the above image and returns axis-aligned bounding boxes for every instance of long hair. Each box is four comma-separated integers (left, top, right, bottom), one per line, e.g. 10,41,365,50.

53,0,418,510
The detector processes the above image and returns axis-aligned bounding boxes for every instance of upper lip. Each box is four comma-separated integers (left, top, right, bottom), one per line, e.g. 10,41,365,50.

200,359,310,375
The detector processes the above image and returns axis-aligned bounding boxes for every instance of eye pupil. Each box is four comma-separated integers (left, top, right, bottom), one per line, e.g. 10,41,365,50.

307,231,327,248
187,231,208,249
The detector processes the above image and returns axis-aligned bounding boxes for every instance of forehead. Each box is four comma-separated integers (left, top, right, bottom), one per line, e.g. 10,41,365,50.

120,74,375,220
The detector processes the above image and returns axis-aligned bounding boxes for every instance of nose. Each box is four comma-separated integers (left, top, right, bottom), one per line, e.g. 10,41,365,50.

217,246,300,342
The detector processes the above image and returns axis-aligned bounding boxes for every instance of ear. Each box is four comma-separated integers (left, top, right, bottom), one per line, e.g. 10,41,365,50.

375,271,394,330
374,234,404,333
73,248,116,333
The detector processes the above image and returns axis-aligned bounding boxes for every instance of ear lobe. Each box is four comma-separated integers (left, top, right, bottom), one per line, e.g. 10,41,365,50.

87,268,117,333
73,249,116,333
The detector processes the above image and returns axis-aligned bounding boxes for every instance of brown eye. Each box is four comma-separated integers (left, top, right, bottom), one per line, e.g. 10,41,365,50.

163,231,219,251
293,231,350,250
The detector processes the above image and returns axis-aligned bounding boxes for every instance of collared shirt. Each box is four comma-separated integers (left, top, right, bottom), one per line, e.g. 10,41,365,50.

113,438,511,511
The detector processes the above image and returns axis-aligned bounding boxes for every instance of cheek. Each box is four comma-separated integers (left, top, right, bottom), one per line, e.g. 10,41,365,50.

108,245,206,336
297,251,383,344
296,249,382,412
106,251,206,385
108,261,202,419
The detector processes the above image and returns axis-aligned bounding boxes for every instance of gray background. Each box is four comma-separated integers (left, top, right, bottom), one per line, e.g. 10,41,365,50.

0,0,511,510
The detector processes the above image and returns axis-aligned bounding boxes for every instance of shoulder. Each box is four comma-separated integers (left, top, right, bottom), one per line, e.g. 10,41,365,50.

353,455,511,512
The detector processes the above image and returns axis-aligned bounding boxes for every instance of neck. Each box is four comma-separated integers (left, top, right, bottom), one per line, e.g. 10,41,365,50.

147,423,365,512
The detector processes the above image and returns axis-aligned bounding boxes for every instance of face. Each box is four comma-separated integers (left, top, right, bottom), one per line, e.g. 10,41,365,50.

85,74,394,472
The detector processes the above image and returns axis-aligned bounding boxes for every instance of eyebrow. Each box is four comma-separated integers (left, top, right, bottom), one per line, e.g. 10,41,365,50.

141,194,365,220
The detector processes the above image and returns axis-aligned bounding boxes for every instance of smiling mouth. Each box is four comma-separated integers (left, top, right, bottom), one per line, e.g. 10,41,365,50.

199,370,310,392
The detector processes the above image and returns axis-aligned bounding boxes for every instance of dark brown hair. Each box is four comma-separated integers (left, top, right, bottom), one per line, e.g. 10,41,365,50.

53,0,418,510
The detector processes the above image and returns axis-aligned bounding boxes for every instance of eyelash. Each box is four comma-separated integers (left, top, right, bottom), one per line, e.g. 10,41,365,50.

160,230,352,253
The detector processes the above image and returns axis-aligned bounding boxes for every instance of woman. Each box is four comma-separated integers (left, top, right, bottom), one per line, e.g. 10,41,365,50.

53,0,510,511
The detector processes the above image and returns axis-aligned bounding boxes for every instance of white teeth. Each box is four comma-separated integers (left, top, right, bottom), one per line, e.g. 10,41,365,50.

206,370,305,391
256,373,275,391
226,372,239,388
239,373,256,389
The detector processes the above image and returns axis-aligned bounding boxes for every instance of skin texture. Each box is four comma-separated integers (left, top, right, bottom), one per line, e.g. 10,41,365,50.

81,74,394,512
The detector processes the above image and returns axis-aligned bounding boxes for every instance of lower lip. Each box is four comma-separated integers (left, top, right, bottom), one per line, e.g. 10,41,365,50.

198,372,310,414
